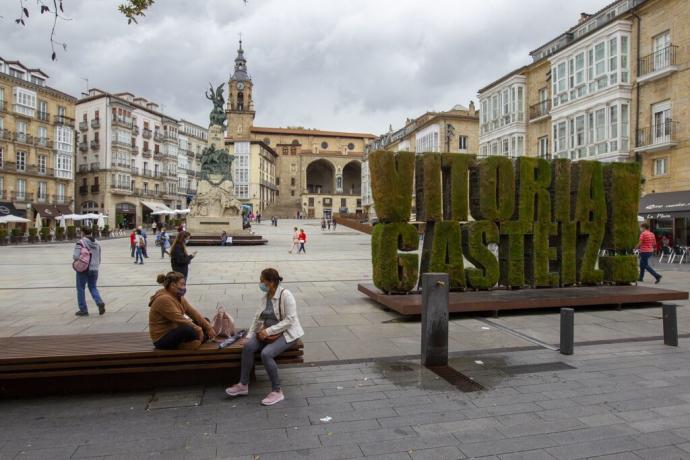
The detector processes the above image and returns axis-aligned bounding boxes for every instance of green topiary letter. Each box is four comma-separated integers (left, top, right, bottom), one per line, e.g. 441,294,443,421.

371,222,419,293
461,220,499,290
469,156,515,222
429,221,465,289
499,221,531,288
369,150,415,223
415,153,443,222
441,153,473,221
573,161,606,285
515,157,552,222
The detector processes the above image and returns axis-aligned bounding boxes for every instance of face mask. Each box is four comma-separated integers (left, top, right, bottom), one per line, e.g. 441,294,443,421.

177,288,187,297
185,239,190,245
259,283,269,293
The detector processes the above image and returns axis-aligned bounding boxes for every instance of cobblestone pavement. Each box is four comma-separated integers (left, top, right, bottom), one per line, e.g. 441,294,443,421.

0,219,689,362
4,341,690,459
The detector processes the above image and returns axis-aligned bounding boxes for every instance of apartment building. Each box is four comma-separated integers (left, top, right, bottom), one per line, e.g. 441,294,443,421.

76,89,190,228
363,103,480,218
478,0,690,244
178,120,207,206
0,57,76,225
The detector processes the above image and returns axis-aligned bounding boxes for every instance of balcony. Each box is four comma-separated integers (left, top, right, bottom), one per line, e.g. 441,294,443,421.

133,125,140,136
0,129,11,141
110,184,133,195
13,132,34,145
37,111,50,123
142,148,152,158
635,120,679,153
529,100,551,122
79,141,88,152
79,164,88,173
163,132,178,142
142,169,153,177
154,131,164,142
110,161,130,171
11,191,32,202
91,184,100,193
79,185,88,195
111,139,132,150
112,116,133,129
91,118,101,129
638,45,678,83
142,128,152,139
35,137,53,149
54,114,75,126
90,140,100,150
78,121,88,132
130,167,140,176
0,100,6,112
90,162,100,172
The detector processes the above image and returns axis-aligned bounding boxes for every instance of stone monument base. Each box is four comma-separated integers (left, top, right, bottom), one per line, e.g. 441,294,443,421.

185,215,244,237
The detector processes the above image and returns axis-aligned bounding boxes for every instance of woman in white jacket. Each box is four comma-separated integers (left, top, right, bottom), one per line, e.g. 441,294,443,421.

225,268,304,405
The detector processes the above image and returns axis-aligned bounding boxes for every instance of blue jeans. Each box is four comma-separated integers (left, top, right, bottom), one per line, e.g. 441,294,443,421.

76,270,103,313
135,246,144,263
639,252,660,281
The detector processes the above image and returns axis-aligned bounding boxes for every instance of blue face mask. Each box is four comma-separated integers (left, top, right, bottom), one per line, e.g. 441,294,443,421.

177,287,187,297
259,283,269,293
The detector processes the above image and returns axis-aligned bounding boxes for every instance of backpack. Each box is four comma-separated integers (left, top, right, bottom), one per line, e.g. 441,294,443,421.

72,239,92,273
211,306,236,341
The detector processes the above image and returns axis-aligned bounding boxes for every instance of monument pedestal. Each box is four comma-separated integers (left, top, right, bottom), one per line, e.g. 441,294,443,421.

186,215,244,236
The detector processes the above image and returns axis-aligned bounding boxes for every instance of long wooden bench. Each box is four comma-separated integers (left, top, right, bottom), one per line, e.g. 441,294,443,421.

0,332,303,397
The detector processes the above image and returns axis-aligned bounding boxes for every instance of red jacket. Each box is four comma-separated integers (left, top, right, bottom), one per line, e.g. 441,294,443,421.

130,232,136,245
299,231,307,242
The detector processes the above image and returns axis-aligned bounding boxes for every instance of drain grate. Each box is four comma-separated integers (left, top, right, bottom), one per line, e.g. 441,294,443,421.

501,361,576,375
428,366,485,392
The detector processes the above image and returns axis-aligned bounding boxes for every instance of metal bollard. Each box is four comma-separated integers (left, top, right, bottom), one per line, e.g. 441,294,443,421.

560,308,574,355
421,273,449,367
663,304,678,347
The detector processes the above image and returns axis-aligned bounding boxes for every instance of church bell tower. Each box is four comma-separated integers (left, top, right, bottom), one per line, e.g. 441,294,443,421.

226,39,255,140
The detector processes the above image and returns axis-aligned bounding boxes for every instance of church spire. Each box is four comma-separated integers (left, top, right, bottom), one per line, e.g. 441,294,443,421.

231,38,250,82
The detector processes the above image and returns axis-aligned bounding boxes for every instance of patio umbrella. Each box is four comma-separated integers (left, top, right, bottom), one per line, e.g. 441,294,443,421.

0,215,31,224
34,211,42,230
97,214,106,230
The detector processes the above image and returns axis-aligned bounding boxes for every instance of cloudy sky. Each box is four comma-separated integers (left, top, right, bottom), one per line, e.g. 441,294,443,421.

1,0,606,135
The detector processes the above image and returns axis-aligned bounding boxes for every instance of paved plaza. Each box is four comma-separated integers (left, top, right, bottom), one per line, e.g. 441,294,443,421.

5,341,690,458
0,219,690,362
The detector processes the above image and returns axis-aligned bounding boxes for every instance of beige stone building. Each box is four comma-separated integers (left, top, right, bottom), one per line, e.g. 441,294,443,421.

0,57,76,226
224,41,374,218
362,104,480,218
75,89,198,228
478,0,690,245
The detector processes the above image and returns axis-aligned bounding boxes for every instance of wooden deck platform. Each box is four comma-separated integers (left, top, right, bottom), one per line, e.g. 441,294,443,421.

0,332,303,397
186,234,268,246
358,284,688,316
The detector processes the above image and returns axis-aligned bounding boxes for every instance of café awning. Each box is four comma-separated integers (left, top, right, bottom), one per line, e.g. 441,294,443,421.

32,203,60,218
141,201,173,214
0,202,23,218
639,190,690,219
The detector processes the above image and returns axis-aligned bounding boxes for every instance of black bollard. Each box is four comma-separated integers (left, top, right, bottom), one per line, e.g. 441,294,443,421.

663,304,678,347
560,308,574,355
421,273,449,367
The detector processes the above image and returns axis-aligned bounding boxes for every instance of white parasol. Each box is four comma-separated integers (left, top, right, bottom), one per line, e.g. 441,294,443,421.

0,214,31,224
97,214,106,230
34,212,42,229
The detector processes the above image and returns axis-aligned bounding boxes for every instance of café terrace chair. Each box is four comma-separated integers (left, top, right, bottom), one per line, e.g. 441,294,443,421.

659,245,673,263
669,245,687,264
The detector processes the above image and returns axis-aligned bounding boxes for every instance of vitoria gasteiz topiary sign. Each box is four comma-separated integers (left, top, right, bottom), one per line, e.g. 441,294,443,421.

369,151,641,294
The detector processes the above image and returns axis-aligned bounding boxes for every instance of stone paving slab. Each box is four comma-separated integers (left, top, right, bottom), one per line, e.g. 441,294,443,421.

2,341,690,458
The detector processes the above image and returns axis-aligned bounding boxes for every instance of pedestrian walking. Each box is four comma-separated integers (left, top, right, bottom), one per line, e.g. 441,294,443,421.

298,228,307,254
257,213,262,224
134,229,145,264
321,218,326,231
152,221,157,235
288,227,299,254
138,226,149,258
225,268,304,406
170,231,197,280
637,222,661,283
332,218,337,231
158,227,171,258
327,219,331,230
129,229,136,257
73,227,105,317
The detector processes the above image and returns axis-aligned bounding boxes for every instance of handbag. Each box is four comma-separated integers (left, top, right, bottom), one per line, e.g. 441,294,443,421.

260,290,284,343
211,305,236,342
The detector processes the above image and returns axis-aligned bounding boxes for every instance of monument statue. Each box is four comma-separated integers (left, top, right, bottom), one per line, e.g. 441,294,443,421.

185,83,246,239
205,82,226,128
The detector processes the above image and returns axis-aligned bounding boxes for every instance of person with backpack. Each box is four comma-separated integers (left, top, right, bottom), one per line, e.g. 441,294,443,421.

138,226,149,258
134,229,145,264
72,227,105,317
298,228,307,254
225,268,304,406
157,227,171,258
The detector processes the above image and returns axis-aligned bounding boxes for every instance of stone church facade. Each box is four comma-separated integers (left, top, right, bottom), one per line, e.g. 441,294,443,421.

224,41,374,218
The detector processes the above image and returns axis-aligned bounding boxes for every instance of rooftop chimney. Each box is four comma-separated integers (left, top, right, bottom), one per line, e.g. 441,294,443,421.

579,12,592,24
469,101,476,116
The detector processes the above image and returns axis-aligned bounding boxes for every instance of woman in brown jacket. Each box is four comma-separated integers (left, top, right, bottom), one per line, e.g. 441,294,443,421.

149,272,216,349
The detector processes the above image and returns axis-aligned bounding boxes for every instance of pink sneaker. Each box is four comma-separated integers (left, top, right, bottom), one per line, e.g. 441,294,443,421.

225,383,248,397
261,390,285,406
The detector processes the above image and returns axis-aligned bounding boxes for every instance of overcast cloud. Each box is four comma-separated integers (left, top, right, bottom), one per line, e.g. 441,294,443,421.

1,0,606,134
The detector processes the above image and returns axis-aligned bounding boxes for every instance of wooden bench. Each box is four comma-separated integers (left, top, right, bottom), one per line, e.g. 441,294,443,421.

0,332,303,397
186,235,268,246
